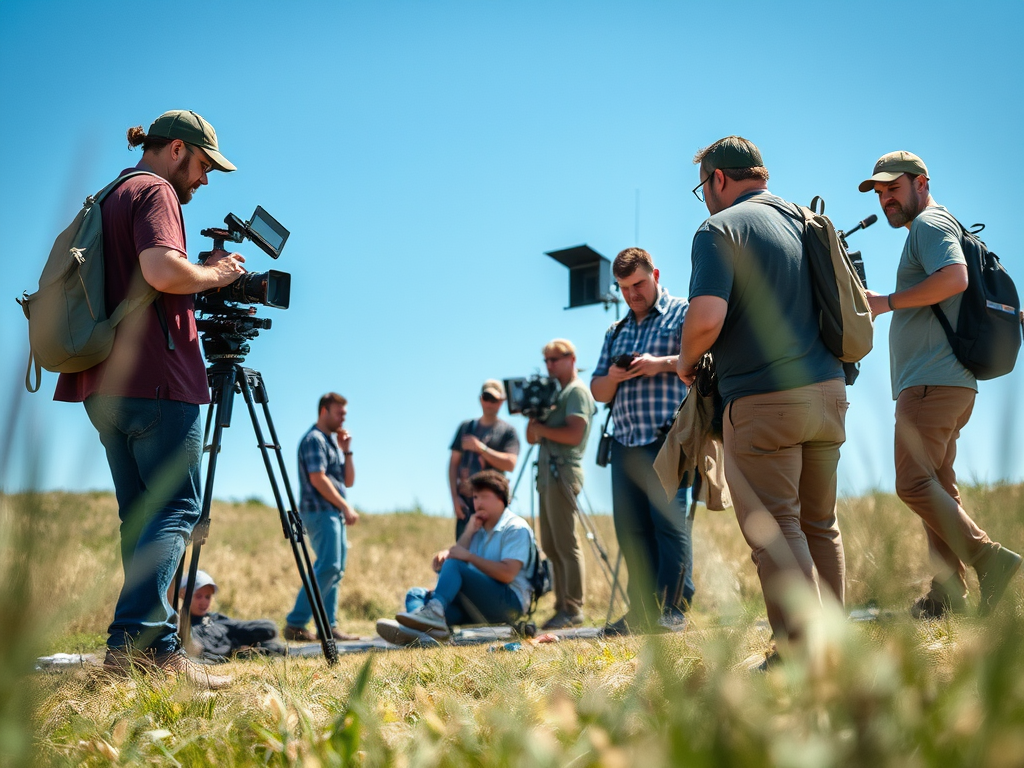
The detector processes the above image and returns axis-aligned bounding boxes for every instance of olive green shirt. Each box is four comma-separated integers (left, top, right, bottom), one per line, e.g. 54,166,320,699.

538,377,596,473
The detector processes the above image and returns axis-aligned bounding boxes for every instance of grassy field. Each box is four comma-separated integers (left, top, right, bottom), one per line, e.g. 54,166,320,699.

3,484,1024,766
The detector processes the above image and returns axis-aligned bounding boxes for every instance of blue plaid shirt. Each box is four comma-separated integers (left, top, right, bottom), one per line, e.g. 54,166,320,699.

298,426,347,513
592,286,689,447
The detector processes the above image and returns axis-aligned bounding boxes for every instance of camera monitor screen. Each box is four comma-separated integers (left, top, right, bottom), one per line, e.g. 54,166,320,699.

247,206,289,258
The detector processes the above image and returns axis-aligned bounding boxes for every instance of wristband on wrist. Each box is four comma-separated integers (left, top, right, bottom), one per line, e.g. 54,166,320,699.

887,294,896,311
344,451,353,456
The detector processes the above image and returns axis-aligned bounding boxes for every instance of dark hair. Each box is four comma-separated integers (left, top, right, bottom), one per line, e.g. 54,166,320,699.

468,470,510,507
126,125,173,153
613,247,655,279
318,392,348,414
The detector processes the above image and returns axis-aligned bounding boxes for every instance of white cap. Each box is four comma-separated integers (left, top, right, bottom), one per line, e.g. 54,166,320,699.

179,569,217,593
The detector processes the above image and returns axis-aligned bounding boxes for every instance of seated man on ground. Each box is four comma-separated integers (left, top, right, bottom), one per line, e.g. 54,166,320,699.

178,570,287,661
376,470,537,646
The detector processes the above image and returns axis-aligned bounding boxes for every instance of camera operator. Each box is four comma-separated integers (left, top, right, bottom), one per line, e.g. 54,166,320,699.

284,393,361,643
527,339,597,629
54,110,244,689
591,247,693,636
448,380,520,540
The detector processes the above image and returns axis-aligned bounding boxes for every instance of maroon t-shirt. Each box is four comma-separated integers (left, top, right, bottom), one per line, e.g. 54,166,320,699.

54,168,210,404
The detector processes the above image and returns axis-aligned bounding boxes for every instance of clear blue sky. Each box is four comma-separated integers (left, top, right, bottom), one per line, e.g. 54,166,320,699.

2,1,1022,518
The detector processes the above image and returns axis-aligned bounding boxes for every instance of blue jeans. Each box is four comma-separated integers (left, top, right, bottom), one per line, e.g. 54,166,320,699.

611,438,695,622
406,559,523,625
84,395,203,654
286,509,347,628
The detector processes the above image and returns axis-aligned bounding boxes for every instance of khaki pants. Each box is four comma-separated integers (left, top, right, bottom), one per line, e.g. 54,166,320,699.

724,379,848,641
894,385,990,601
538,464,585,615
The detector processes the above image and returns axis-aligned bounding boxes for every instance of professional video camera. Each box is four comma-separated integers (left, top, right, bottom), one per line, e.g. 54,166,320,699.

194,206,291,362
504,375,561,420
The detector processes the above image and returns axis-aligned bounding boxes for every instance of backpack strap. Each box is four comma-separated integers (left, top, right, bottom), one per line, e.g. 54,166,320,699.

929,213,976,345
602,315,633,425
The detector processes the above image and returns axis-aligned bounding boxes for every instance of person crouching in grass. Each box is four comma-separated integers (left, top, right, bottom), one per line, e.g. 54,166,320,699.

376,470,537,646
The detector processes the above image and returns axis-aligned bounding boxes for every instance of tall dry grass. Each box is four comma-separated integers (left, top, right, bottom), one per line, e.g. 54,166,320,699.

5,484,1024,766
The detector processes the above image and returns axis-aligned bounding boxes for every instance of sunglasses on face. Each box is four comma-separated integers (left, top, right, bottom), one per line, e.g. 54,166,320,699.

481,392,499,403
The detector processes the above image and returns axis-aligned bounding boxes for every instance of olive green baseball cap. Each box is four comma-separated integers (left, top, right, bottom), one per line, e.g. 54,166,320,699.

701,136,764,171
858,151,928,192
148,110,236,172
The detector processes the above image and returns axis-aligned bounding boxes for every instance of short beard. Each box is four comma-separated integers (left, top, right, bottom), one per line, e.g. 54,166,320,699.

169,154,195,204
885,189,925,228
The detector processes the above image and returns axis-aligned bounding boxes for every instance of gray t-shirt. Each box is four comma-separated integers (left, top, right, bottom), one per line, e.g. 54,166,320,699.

889,205,976,398
450,417,520,501
467,509,535,612
538,377,596,470
689,190,844,404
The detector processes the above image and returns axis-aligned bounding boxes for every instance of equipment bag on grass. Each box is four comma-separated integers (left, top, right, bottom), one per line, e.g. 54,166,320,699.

930,220,1022,380
749,195,874,365
17,171,161,392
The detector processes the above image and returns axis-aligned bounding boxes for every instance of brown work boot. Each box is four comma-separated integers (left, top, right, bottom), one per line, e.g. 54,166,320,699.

154,650,232,690
976,544,1023,616
102,646,153,678
283,625,318,642
318,626,361,641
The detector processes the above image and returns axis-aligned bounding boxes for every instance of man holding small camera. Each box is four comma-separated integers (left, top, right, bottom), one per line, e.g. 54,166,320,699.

449,380,520,540
591,247,693,635
55,110,244,688
527,339,597,629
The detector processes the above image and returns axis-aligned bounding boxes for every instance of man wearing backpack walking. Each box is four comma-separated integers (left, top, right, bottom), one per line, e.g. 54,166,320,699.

678,136,848,665
860,151,1021,619
54,110,246,688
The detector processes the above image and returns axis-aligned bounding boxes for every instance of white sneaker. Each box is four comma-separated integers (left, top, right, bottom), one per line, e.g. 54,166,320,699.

396,599,449,634
376,619,447,646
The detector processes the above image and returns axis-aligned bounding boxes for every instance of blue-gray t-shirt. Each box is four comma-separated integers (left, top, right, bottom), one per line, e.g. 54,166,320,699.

688,190,844,404
889,205,975,398
467,509,536,612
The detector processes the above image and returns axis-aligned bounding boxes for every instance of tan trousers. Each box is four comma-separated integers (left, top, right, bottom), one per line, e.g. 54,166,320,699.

724,379,848,640
538,465,585,615
894,385,991,601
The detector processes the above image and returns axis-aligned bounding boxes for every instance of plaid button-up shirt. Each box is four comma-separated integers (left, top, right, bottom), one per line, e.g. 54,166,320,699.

592,286,689,447
298,426,347,513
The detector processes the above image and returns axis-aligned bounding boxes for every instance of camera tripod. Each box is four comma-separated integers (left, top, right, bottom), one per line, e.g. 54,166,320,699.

174,359,339,665
509,442,629,626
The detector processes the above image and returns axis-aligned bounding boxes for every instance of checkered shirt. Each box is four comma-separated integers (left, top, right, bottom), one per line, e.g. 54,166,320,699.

592,286,689,446
298,426,347,513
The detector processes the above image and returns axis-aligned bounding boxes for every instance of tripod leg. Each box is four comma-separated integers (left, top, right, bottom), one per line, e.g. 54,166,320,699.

241,370,338,665
605,550,624,627
179,364,237,648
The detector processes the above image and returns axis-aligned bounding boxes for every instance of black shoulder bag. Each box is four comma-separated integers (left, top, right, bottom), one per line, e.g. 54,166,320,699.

596,317,630,467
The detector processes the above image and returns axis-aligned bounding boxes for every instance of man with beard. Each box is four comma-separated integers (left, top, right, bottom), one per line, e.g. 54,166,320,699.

860,151,1021,618
284,392,361,642
55,110,244,688
591,247,693,635
679,136,848,661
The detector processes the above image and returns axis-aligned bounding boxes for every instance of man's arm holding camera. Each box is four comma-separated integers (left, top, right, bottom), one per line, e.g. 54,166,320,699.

139,247,246,294
591,354,678,402
527,415,586,446
308,471,359,525
676,296,728,386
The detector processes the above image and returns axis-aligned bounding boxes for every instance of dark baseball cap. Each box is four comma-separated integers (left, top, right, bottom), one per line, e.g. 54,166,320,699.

700,136,764,171
858,151,928,192
148,110,236,172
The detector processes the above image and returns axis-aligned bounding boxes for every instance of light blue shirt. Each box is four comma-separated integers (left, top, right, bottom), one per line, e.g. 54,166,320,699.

468,509,535,611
